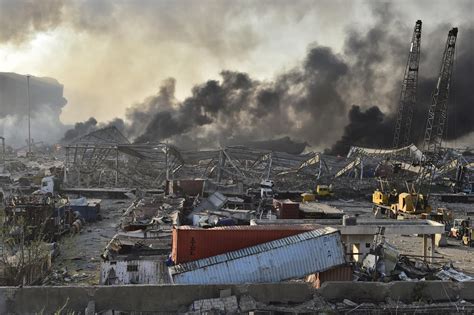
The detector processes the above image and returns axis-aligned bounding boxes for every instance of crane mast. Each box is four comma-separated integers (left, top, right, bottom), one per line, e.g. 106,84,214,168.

392,20,422,149
423,27,458,156
415,27,458,204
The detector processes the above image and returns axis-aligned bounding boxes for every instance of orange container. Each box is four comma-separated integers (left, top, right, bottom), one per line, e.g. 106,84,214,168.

172,224,321,264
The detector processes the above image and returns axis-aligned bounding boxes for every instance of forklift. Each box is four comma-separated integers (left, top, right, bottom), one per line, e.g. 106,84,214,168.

450,218,470,239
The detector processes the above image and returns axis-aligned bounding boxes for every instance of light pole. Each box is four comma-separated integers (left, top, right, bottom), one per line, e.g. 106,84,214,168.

27,75,31,156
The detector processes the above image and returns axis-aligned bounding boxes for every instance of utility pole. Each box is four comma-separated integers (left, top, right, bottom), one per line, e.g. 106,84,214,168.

0,136,5,165
26,75,32,156
392,20,422,149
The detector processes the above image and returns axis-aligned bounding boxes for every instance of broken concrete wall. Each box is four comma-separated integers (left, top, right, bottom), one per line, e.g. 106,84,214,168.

2,282,474,314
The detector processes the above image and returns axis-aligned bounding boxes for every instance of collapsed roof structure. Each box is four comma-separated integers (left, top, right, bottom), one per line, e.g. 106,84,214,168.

63,125,472,196
64,126,326,189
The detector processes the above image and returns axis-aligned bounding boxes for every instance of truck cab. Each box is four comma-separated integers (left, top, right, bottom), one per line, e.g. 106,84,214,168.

260,179,274,199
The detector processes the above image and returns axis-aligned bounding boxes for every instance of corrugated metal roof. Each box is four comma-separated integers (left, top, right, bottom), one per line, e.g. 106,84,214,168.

169,227,345,284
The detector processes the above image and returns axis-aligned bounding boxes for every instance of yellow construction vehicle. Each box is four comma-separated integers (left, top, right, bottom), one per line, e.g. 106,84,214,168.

301,192,316,202
372,178,398,206
462,228,474,247
372,189,399,206
391,192,431,214
315,185,334,198
372,189,388,205
450,219,470,239
374,187,431,219
301,185,334,202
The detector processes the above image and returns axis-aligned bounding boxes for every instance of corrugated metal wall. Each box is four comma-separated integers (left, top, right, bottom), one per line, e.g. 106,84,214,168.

170,227,345,284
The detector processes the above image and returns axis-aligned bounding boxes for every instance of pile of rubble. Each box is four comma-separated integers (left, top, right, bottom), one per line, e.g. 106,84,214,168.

185,294,474,314
41,267,92,285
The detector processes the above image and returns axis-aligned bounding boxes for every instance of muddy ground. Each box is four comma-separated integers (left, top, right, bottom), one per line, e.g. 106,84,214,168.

44,198,132,285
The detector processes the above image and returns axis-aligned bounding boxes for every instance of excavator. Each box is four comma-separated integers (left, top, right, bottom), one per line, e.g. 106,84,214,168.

373,180,431,218
390,181,431,215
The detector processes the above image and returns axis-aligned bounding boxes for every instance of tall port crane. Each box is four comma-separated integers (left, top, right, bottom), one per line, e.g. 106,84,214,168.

422,27,458,156
414,27,458,205
392,20,422,149
372,27,459,217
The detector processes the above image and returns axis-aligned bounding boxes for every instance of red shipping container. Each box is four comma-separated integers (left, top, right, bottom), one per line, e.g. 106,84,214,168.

167,179,205,196
273,199,300,219
172,224,321,264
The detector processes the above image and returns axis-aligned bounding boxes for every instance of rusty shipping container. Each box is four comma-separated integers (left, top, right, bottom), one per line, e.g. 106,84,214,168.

170,227,346,284
273,199,300,219
167,179,205,196
172,224,321,264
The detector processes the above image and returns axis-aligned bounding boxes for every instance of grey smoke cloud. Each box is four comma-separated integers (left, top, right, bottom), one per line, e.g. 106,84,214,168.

0,0,64,44
2,1,473,153
0,72,68,147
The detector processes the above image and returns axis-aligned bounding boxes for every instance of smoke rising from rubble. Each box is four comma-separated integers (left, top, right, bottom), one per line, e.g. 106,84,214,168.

2,1,473,153
94,46,349,151
62,117,97,142
121,3,474,153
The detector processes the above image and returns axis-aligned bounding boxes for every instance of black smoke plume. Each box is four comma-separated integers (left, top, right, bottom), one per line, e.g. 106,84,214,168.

329,106,395,155
61,2,473,154
62,117,97,142
329,25,474,155
132,46,348,150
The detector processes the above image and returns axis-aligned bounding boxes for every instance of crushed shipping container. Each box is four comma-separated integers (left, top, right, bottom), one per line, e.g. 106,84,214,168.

172,224,322,264
169,227,345,284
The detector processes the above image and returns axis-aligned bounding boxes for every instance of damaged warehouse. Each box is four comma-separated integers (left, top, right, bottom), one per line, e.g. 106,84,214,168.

1,1,474,314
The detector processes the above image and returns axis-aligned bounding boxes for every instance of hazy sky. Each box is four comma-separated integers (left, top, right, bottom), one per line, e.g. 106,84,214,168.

0,0,472,126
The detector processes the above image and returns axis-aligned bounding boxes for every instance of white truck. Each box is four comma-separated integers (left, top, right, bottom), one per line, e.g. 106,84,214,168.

260,179,274,199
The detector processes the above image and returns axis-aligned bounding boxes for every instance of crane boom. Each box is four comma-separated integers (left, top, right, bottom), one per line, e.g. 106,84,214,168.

423,27,458,156
416,27,458,204
393,20,422,148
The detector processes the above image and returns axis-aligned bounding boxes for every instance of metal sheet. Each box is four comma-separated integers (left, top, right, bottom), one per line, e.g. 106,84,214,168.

169,227,345,284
